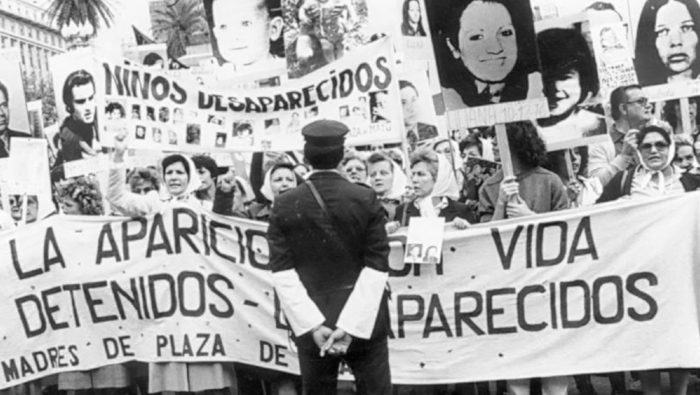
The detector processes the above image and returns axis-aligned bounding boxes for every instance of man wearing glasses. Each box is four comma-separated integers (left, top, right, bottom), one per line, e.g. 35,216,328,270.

588,84,662,187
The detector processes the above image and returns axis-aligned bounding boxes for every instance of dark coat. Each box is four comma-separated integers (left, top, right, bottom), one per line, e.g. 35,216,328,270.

268,171,390,340
395,197,475,226
597,167,700,203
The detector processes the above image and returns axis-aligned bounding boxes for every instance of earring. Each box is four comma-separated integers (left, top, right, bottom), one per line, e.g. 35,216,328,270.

451,49,460,60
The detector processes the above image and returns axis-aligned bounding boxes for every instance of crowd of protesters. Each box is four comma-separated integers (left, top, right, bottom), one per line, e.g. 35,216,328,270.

1,80,700,395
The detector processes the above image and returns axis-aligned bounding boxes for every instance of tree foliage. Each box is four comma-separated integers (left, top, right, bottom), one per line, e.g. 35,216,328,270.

152,0,208,59
46,0,115,32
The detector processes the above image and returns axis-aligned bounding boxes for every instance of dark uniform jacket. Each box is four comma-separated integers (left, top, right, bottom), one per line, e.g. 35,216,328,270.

268,171,390,340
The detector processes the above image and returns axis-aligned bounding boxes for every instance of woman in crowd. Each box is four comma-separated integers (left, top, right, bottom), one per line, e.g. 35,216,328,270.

673,135,697,172
192,155,220,210
598,125,700,202
596,125,698,395
127,167,160,195
223,162,299,222
434,138,466,194
478,121,569,395
106,132,235,394
55,177,137,395
635,0,700,86
367,152,408,221
342,152,369,185
214,163,301,395
402,0,427,37
566,146,604,208
663,97,700,135
57,177,104,215
479,121,568,222
394,148,473,228
434,0,542,108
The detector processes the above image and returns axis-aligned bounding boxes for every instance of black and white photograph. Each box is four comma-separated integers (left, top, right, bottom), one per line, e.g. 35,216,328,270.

428,0,544,109
186,123,201,145
0,51,30,159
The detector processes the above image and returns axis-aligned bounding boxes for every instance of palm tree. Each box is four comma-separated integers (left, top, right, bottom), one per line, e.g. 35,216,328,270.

151,0,207,59
46,0,115,33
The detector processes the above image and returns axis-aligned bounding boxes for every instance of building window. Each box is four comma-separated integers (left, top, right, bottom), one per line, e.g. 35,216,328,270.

51,34,55,46
10,38,15,47
19,42,24,65
19,24,23,36
28,44,33,67
10,22,14,32
27,27,32,38
1,36,5,48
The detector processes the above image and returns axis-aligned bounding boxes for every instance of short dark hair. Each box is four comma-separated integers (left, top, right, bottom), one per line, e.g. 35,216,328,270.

143,52,163,66
106,102,124,116
161,154,191,181
637,125,671,147
459,133,483,157
399,80,418,95
62,70,95,113
610,84,642,121
506,121,547,169
538,28,599,103
367,152,395,171
635,0,700,85
586,1,622,19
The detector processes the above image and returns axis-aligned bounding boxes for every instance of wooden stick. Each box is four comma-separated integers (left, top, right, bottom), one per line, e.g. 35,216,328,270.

680,97,692,135
564,149,575,182
495,124,514,178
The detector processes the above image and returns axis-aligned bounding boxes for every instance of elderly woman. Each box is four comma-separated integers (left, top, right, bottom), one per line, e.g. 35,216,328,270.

342,152,369,185
367,152,408,221
434,0,542,108
635,0,700,86
394,148,473,228
106,133,235,394
673,134,697,172
218,162,300,222
597,125,698,395
598,125,700,202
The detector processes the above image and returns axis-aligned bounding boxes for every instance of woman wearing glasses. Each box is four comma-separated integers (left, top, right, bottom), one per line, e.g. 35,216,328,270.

597,125,700,202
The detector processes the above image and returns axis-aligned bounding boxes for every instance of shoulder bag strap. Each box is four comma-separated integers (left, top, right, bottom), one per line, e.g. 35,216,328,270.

304,180,353,257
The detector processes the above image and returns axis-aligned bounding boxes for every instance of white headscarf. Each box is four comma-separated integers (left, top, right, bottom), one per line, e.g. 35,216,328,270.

633,130,676,194
417,154,460,217
434,138,465,188
161,154,201,200
385,160,408,200
260,164,298,203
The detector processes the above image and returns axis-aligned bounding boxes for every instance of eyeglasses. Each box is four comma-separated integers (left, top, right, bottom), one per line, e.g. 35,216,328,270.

639,142,669,152
626,97,649,107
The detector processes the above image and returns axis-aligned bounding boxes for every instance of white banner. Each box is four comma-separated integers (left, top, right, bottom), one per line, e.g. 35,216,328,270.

2,193,700,388
94,37,403,153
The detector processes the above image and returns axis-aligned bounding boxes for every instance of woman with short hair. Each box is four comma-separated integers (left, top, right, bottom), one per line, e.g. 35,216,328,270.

395,148,473,227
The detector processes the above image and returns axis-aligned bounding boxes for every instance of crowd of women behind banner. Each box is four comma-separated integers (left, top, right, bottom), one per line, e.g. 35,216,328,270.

2,0,700,394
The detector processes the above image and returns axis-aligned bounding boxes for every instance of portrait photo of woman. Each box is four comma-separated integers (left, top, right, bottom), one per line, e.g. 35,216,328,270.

402,0,427,37
635,0,700,86
430,0,543,109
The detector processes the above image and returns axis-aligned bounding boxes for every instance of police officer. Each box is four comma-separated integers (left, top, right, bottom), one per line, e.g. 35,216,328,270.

268,119,391,395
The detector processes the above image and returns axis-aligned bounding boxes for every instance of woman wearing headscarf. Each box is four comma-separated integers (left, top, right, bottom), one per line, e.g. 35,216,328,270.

598,125,700,201
596,126,698,395
434,138,466,199
395,148,473,227
106,133,235,395
216,162,300,222
367,152,408,221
